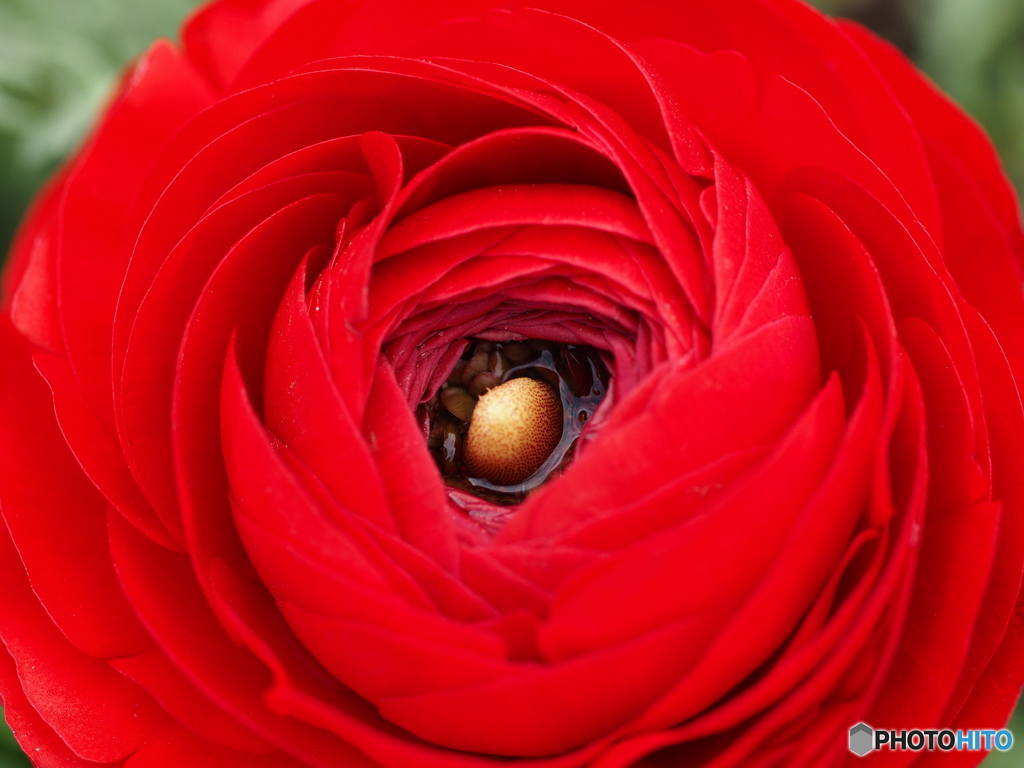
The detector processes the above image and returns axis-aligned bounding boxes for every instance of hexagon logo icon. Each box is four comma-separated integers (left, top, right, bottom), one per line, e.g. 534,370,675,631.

849,723,874,757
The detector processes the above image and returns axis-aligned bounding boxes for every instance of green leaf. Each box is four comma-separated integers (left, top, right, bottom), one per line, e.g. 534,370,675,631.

0,710,29,768
0,0,204,255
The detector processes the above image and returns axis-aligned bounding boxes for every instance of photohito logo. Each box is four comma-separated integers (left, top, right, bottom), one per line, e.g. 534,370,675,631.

848,723,1013,756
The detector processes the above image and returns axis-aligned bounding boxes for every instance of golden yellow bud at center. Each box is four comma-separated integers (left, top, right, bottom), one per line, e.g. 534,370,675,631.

464,377,562,486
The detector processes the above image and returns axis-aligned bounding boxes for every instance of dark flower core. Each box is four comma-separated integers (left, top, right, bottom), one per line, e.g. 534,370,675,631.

426,340,608,504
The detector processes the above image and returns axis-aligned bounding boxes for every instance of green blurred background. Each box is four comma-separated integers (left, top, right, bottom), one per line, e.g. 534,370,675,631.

0,0,1022,765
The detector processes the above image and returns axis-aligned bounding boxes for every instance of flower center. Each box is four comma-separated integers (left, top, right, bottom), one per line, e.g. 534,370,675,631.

427,340,608,503
464,378,562,485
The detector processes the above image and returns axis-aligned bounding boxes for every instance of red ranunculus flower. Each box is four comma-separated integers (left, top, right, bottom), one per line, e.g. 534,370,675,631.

2,0,1023,765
